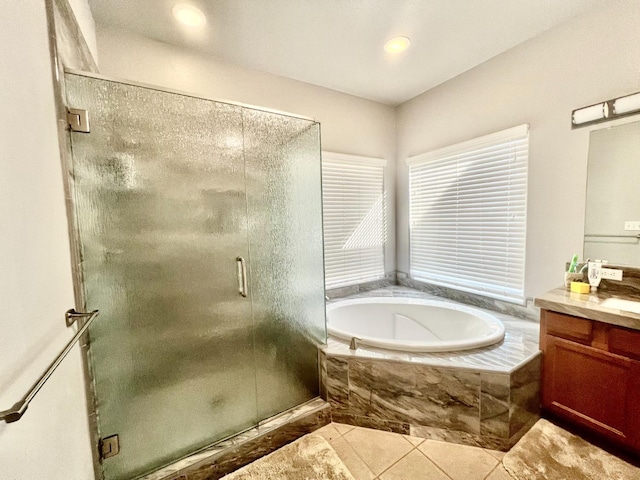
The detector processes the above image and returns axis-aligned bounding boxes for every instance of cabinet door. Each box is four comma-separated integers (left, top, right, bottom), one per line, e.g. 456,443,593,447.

542,335,637,446
628,360,640,451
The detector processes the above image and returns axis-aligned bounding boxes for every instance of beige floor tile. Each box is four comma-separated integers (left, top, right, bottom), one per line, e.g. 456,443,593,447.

484,448,506,461
379,450,451,480
343,427,414,476
418,440,498,480
330,436,377,480
333,422,356,435
484,464,514,480
315,423,342,442
403,434,425,447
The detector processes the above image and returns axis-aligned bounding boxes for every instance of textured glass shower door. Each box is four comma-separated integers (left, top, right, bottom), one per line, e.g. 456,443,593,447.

66,72,327,480
66,73,259,480
242,110,326,421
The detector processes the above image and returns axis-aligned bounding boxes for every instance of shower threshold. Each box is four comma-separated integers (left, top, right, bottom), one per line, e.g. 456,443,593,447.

139,397,330,480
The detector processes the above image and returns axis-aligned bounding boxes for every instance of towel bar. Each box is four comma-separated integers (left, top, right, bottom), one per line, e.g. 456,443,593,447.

0,309,99,423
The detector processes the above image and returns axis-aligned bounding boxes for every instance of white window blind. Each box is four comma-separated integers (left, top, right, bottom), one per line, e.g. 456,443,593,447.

407,124,528,304
322,152,386,290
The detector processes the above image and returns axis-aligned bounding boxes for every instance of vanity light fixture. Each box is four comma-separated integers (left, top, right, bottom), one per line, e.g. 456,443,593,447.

613,92,640,115
384,36,411,54
572,103,609,126
572,90,640,128
172,3,206,27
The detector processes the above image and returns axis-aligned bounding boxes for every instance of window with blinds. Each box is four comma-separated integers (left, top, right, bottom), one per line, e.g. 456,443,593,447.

322,152,386,290
408,124,528,304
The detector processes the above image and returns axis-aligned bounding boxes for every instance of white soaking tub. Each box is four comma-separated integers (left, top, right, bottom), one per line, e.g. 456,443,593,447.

326,297,505,352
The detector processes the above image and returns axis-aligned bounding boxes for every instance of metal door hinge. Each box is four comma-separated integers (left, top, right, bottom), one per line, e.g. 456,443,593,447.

67,108,90,133
99,434,120,459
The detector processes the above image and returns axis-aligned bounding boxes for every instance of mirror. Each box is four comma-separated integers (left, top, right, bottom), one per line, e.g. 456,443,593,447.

584,119,640,266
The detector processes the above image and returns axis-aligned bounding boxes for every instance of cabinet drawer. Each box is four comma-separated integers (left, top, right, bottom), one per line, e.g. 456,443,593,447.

609,326,640,360
543,310,592,344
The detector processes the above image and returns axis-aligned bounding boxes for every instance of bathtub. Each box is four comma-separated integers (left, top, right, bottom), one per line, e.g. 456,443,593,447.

326,297,505,352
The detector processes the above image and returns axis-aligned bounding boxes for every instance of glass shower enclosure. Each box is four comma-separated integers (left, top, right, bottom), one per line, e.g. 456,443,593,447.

64,71,326,480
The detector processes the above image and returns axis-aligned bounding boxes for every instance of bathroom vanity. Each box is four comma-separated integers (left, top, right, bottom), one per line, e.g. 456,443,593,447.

536,287,640,456
535,115,640,458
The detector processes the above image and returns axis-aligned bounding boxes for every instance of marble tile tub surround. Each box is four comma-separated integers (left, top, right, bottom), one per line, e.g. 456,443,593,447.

142,398,330,480
321,351,541,452
397,273,540,322
321,286,541,451
326,272,398,300
328,273,540,321
325,286,540,373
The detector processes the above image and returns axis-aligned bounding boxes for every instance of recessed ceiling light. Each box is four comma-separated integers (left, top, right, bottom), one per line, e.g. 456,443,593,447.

172,4,206,27
384,36,411,54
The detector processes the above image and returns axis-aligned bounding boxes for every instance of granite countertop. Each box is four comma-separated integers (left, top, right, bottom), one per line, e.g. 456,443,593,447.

534,286,640,331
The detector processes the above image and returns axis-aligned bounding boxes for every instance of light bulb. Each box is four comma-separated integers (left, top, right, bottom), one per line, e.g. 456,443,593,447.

384,36,411,54
172,4,206,27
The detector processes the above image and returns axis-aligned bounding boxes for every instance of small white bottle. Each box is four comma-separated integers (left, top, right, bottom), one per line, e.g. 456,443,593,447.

588,261,603,292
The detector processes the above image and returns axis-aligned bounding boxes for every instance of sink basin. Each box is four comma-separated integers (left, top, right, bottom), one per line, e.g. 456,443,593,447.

600,298,640,315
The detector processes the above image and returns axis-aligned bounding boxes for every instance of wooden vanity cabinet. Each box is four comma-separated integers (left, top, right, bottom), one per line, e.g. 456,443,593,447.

540,309,640,455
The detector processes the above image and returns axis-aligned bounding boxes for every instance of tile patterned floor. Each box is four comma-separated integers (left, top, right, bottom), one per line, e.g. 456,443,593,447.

314,423,514,480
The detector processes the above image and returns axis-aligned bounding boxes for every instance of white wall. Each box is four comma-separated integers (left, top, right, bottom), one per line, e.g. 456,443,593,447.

67,0,98,62
396,0,640,299
0,1,93,479
95,26,398,273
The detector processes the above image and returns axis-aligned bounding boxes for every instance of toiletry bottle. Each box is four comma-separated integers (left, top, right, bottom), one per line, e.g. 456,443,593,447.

588,261,602,292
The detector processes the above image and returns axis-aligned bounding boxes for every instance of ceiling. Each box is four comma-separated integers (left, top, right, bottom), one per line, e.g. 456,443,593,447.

87,0,601,106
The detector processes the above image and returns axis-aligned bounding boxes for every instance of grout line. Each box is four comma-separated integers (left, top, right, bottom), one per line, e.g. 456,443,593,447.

342,426,412,477
413,445,455,480
374,446,418,479
331,421,355,437
483,447,507,462
402,433,426,448
482,462,502,480
401,434,416,448
370,435,452,480
322,423,345,442
335,426,378,478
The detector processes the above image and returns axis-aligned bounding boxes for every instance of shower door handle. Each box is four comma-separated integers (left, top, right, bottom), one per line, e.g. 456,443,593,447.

236,257,248,297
